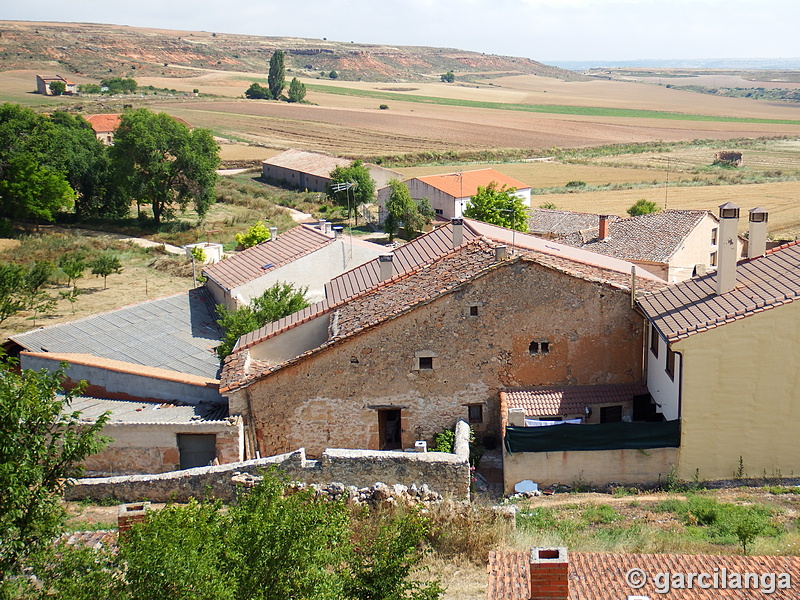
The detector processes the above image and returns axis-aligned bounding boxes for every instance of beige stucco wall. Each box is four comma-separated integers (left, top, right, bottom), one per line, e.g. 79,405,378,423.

667,214,745,283
230,259,645,458
673,301,800,480
503,447,679,492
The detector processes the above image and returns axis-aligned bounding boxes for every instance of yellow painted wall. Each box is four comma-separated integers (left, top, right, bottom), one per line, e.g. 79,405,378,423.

674,301,800,480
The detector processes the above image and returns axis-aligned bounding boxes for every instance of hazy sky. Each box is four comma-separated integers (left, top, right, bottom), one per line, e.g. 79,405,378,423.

5,0,799,62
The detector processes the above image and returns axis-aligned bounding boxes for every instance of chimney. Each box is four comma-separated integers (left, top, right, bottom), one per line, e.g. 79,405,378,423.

379,253,394,281
333,225,343,238
598,215,610,241
318,219,326,229
748,207,768,258
118,502,150,538
451,218,464,248
716,202,740,295
529,547,569,600
495,245,508,261
325,221,333,235
269,226,278,241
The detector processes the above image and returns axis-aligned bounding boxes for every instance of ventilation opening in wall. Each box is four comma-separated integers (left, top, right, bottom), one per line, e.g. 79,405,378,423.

469,305,479,316
419,356,434,370
529,341,550,355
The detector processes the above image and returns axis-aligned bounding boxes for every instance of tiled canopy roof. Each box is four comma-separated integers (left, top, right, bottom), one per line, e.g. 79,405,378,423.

558,210,711,263
261,149,349,178
638,241,800,342
487,550,800,599
501,383,649,416
414,168,530,198
203,224,333,291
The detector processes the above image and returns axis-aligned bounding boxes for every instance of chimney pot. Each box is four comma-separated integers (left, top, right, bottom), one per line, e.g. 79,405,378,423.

269,226,278,241
748,207,768,258
333,226,344,239
529,547,569,600
451,218,464,248
378,253,394,281
598,215,610,241
495,245,508,261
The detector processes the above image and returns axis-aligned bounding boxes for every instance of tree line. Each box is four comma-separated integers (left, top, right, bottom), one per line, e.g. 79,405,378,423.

0,103,219,226
245,50,307,102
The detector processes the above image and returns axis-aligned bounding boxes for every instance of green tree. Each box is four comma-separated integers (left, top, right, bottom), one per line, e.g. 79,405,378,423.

287,77,307,103
58,253,86,288
384,180,432,242
329,70,338,79
327,160,376,226
216,282,310,358
268,50,286,100
0,262,57,325
111,108,219,225
0,263,26,325
234,220,271,249
0,362,110,584
244,82,271,99
440,71,455,83
464,182,529,232
77,83,102,94
48,80,66,96
627,198,661,217
100,77,137,94
89,254,122,289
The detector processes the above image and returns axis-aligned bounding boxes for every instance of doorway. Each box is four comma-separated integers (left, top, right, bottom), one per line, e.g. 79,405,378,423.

177,434,217,469
378,409,402,450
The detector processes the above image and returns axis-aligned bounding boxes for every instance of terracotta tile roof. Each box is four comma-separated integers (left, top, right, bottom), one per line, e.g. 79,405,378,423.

203,224,333,291
501,383,649,416
487,549,800,599
261,149,349,178
85,113,121,134
528,209,619,237
558,210,712,263
637,241,800,342
415,168,530,198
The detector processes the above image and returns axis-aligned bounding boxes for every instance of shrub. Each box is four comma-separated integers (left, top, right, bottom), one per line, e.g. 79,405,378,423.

379,104,389,110
626,199,660,217
235,220,271,248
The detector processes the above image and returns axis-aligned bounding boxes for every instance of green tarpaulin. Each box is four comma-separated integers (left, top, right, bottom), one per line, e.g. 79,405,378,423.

504,420,680,454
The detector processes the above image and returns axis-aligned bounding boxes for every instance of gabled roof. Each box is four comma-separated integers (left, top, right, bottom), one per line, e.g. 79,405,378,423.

85,113,122,134
261,149,349,178
203,224,334,291
487,549,800,599
501,383,649,416
528,208,618,237
11,288,222,379
638,241,800,342
413,168,530,198
558,210,712,263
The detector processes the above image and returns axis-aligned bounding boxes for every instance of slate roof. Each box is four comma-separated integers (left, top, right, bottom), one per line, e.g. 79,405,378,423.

637,241,800,342
261,149,349,178
528,209,619,237
11,288,223,379
501,383,649,416
558,210,712,263
487,549,800,599
203,224,334,291
413,168,530,198
67,395,228,423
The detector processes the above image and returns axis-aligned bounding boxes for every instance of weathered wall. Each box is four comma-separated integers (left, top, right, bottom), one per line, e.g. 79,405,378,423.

81,418,244,476
67,421,471,503
673,301,800,481
232,259,644,458
503,447,679,492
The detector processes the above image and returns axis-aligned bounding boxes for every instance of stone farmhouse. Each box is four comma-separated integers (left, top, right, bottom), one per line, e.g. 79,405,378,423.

83,114,192,145
376,168,532,222
202,221,385,310
36,74,77,95
487,546,800,599
220,218,665,460
261,149,400,193
530,208,746,283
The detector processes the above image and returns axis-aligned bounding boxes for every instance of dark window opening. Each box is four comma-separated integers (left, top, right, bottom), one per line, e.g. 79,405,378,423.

468,405,483,424
650,327,659,358
710,251,718,267
666,347,676,380
418,356,433,370
711,227,718,245
600,405,623,423
469,305,479,316
541,342,550,354
434,209,443,216
177,434,217,470
378,409,402,450
529,341,550,355
350,356,359,364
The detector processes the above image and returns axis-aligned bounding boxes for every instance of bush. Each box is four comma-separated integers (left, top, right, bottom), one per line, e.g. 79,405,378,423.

379,104,389,110
627,198,661,217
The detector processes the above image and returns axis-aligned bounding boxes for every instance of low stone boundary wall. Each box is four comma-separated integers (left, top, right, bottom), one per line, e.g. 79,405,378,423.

66,421,471,503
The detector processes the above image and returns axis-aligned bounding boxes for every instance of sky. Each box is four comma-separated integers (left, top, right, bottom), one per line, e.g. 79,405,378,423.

5,0,800,63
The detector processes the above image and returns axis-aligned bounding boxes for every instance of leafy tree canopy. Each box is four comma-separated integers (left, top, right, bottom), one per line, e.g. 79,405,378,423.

234,220,272,249
440,71,455,83
627,198,661,217
48,80,66,96
244,82,271,100
287,77,307,103
100,77,137,94
89,254,123,289
464,182,529,232
327,160,376,225
384,179,433,241
268,50,286,100
110,108,219,224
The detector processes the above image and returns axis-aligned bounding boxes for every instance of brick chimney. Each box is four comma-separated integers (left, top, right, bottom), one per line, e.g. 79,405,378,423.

379,253,394,281
748,207,768,258
451,217,464,248
716,202,740,295
598,215,610,241
529,547,569,600
118,502,150,539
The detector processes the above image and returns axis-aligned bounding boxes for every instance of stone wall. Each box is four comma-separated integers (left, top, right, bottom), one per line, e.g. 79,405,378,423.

66,421,471,503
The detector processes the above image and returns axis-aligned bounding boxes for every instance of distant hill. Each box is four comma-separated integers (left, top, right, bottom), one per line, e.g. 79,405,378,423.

553,58,800,71
0,20,582,83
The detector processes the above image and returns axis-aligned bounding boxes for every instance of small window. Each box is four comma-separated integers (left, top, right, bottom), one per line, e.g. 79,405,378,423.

600,405,623,423
468,405,483,424
469,305,479,316
711,227,718,245
529,340,550,355
434,209,443,216
710,251,718,267
666,347,676,380
650,327,659,358
418,356,433,370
